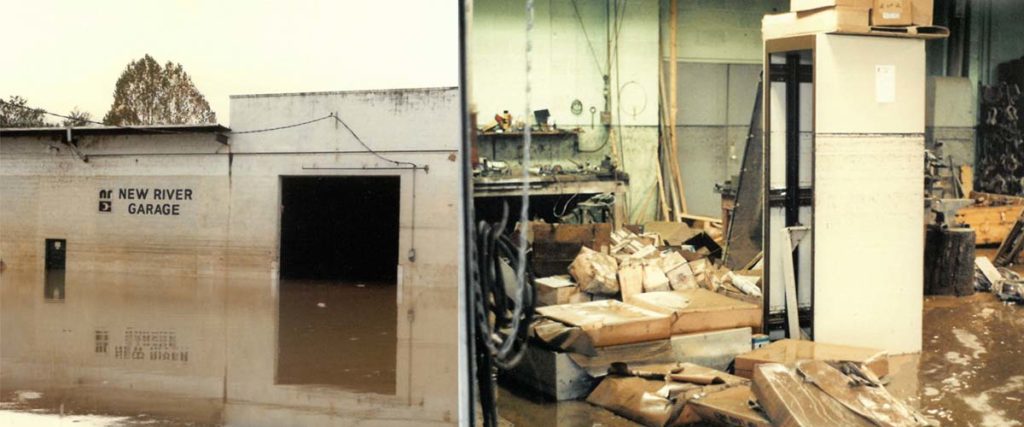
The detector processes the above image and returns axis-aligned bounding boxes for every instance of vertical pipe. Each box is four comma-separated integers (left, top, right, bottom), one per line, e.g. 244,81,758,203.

785,53,800,227
457,0,475,424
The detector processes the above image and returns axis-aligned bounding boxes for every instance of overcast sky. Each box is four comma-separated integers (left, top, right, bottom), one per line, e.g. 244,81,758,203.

1,1,460,126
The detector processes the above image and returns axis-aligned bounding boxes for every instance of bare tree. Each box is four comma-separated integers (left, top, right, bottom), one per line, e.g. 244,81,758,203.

0,95,47,127
103,55,216,125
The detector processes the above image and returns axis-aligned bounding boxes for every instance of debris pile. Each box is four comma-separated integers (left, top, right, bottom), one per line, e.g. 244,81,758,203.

578,340,927,427
535,227,755,308
974,256,1024,304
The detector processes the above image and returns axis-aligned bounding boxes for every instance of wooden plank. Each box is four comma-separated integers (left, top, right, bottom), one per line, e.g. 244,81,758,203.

955,205,1024,245
959,165,973,197
669,0,686,215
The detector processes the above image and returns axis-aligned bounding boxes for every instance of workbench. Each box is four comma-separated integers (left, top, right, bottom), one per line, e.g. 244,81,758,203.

472,175,628,227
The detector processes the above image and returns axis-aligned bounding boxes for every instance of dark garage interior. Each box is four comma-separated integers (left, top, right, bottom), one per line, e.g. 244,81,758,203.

277,175,400,394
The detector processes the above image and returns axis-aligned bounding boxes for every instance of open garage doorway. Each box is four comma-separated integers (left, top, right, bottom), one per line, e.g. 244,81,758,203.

277,176,400,395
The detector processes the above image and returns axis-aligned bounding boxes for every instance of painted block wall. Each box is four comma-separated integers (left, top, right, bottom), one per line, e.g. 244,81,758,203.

0,88,463,426
471,0,660,221
926,76,976,168
812,35,926,354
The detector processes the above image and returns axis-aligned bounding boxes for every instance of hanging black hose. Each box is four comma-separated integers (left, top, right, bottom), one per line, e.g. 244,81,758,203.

472,202,535,427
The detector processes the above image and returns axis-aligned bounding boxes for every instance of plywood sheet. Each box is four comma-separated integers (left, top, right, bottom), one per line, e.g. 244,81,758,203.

813,135,924,353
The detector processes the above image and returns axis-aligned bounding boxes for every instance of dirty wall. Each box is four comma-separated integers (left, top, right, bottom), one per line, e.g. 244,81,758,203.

0,87,463,426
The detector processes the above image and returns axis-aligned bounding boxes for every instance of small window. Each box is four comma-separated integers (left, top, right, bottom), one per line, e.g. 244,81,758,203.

44,239,66,301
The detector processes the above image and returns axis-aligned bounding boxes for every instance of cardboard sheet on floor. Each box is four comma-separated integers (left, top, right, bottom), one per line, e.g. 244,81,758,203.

796,360,927,426
752,363,874,427
734,339,889,379
536,300,671,347
586,363,748,427
628,289,761,335
686,385,771,427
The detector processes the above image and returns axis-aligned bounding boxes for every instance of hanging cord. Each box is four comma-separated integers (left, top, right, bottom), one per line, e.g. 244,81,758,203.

473,204,536,427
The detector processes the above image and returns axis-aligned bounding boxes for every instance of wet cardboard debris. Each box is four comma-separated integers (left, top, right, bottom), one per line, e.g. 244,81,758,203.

686,385,771,427
734,339,889,379
536,300,672,347
569,246,620,296
752,363,875,427
628,290,761,335
585,362,748,427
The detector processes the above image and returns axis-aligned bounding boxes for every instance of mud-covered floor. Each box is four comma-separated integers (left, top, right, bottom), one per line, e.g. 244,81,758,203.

496,248,1024,426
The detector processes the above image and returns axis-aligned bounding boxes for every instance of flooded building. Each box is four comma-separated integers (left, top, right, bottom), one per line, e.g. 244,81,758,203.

0,87,464,426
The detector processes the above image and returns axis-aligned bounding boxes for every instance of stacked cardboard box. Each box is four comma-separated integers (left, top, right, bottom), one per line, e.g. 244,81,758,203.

764,0,943,40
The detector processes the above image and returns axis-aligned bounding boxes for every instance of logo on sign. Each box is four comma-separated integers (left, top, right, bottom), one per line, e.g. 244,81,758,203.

98,189,112,213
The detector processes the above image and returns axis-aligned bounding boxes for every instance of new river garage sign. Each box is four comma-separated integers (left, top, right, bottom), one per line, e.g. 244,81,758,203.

98,188,194,215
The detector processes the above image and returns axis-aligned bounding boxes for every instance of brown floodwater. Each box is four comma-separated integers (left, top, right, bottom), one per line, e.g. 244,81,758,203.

277,279,397,394
0,274,399,424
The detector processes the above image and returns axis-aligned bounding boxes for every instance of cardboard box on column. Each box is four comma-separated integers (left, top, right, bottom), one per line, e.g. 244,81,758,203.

790,0,871,12
789,0,933,27
873,0,912,26
763,7,870,39
912,0,933,26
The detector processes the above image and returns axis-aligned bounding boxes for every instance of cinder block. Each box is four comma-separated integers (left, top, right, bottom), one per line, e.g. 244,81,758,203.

499,345,597,401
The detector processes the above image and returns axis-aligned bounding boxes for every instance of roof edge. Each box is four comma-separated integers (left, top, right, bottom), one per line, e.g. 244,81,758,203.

229,86,459,99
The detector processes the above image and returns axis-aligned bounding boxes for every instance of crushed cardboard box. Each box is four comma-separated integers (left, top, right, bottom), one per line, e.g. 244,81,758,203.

536,300,672,347
796,360,928,425
586,363,749,427
734,339,889,379
752,361,928,426
569,246,620,295
686,385,771,427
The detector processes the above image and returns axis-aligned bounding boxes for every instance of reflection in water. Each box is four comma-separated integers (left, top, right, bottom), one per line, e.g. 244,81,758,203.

1,269,404,423
277,279,397,394
1,269,225,424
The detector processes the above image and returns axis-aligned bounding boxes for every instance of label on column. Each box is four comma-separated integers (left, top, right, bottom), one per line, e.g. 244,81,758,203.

875,65,896,104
